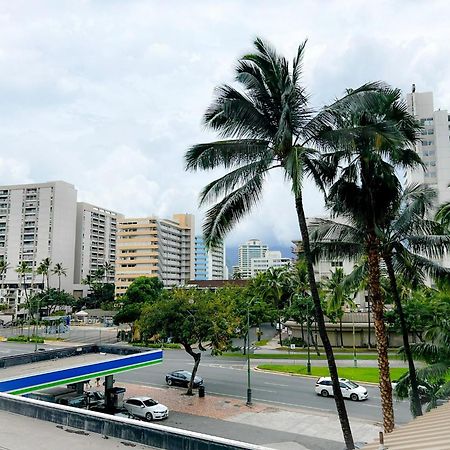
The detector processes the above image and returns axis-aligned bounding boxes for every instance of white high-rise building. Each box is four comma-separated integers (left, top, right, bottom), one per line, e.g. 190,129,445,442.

74,202,124,288
194,236,227,280
406,87,450,205
250,250,291,277
0,181,77,299
236,239,268,279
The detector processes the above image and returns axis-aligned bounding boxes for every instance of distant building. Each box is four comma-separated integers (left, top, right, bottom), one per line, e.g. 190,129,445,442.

235,239,268,279
406,86,450,205
115,213,195,295
250,250,291,277
194,236,227,280
74,202,123,287
0,181,77,297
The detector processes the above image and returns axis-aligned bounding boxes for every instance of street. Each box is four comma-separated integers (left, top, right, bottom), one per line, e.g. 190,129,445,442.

116,349,413,425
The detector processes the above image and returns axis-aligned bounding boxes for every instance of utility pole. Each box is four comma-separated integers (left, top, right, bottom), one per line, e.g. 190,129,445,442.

246,302,252,406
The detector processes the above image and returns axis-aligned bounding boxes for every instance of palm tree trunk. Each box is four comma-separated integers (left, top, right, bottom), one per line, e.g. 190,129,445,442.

340,317,344,348
384,255,422,417
295,194,355,450
367,233,395,433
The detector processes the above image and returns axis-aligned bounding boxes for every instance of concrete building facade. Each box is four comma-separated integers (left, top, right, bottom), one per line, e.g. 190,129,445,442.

74,202,123,285
234,239,268,279
0,181,77,309
406,87,450,205
250,250,291,277
194,236,227,280
115,214,195,296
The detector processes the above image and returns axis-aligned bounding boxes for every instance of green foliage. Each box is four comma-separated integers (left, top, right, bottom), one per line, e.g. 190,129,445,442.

139,288,239,355
131,342,181,349
7,335,44,343
123,277,164,305
30,289,75,316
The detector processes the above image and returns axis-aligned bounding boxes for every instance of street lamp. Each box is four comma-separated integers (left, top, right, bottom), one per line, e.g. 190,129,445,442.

246,301,252,406
306,301,311,375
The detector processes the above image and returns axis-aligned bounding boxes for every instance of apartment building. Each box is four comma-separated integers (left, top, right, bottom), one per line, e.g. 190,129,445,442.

250,250,291,277
234,239,268,279
0,181,77,304
115,213,195,295
74,202,123,286
194,236,227,280
406,86,450,205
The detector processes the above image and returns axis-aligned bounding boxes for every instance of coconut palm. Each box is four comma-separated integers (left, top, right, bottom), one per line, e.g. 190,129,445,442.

36,257,52,291
52,263,67,292
324,268,353,348
184,37,384,448
16,261,32,315
103,261,114,283
312,88,423,432
311,183,450,421
0,259,9,294
435,202,450,230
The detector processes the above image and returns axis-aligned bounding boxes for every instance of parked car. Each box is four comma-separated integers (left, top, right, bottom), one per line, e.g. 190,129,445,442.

315,377,369,401
165,370,203,388
123,396,169,421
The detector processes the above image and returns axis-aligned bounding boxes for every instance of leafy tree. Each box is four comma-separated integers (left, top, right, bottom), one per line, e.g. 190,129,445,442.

182,37,396,446
30,288,75,316
113,277,164,337
140,288,238,395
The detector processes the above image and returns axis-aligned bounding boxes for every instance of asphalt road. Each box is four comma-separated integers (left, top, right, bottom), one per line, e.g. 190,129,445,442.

116,349,413,425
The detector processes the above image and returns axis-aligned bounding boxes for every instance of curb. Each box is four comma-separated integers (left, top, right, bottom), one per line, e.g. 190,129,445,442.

254,367,380,386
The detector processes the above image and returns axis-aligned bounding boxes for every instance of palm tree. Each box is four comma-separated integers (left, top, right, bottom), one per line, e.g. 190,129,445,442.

184,37,379,448
0,259,9,297
315,85,422,432
435,202,450,230
16,261,32,316
311,184,450,421
324,268,352,348
36,257,51,291
52,263,67,292
103,261,114,284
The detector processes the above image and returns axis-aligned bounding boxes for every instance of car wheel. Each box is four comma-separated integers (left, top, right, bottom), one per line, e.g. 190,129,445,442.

321,390,329,397
350,393,359,401
167,379,173,386
146,412,153,421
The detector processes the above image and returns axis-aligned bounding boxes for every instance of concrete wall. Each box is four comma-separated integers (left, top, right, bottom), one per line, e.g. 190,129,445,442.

0,393,267,450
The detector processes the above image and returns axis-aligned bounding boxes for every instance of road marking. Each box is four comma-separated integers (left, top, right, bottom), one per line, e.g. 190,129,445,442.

264,382,289,387
252,388,276,393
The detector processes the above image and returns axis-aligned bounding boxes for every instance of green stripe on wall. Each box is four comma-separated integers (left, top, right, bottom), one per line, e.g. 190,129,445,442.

10,358,162,395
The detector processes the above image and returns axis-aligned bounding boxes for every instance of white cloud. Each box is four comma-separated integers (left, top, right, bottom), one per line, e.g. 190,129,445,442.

0,0,449,248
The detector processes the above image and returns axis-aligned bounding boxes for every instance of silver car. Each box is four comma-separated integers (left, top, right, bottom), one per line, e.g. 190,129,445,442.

123,396,169,421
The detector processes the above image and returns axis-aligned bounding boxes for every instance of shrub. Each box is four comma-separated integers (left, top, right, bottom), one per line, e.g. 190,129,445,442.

7,335,44,343
281,336,305,347
131,342,181,349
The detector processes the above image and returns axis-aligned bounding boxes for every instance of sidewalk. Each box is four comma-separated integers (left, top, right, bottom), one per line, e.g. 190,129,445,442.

121,382,381,449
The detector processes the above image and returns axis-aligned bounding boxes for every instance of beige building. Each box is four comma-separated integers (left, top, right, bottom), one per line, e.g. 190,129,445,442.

74,202,123,288
115,213,195,296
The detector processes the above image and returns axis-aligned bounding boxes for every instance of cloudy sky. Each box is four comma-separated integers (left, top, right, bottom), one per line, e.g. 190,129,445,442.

0,0,449,249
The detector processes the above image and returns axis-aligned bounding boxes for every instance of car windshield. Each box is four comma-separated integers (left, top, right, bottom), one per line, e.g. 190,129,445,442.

143,399,158,407
346,381,359,389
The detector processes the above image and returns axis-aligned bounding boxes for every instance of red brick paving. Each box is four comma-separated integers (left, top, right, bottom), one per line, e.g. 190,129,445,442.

120,382,267,420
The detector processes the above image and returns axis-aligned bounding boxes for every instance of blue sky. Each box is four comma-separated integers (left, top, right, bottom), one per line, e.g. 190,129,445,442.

0,0,449,248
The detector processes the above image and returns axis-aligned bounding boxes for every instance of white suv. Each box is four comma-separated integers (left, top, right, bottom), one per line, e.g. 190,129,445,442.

124,396,169,420
315,377,368,401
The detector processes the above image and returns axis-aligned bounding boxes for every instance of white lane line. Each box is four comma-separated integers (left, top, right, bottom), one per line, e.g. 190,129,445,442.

252,388,276,393
264,382,289,387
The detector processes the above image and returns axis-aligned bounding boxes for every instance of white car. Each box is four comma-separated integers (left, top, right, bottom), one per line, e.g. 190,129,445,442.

315,377,368,401
123,396,169,420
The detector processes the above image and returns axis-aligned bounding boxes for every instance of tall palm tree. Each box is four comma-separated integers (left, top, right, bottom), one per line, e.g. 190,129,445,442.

103,261,114,284
0,259,9,297
52,263,67,292
36,257,51,291
184,37,381,449
16,261,32,316
324,268,352,348
311,184,450,421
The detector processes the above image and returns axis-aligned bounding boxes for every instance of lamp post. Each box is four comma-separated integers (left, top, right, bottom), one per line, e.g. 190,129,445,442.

306,302,311,375
246,302,252,406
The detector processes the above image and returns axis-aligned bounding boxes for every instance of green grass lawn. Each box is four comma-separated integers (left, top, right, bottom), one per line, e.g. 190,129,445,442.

254,339,270,347
257,364,408,384
223,352,402,361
